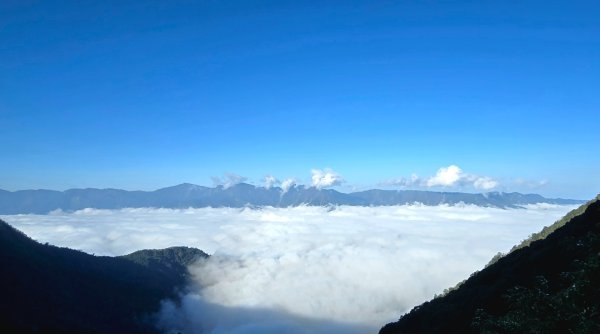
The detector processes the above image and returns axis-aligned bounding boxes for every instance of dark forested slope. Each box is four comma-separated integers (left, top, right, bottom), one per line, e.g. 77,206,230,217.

0,219,206,334
381,195,600,334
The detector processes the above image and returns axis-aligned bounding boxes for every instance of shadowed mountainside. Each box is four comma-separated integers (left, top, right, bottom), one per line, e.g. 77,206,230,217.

0,219,207,334
380,195,600,334
0,183,582,214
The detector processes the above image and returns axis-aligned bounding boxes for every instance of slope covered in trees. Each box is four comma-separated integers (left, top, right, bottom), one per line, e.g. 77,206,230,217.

380,195,600,334
0,219,206,334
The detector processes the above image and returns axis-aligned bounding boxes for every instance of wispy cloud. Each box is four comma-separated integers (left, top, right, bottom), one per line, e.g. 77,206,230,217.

281,178,298,193
472,176,499,190
264,175,280,189
211,173,248,189
513,178,550,190
379,173,421,188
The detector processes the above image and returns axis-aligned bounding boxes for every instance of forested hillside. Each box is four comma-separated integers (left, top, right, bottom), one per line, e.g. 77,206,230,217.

0,219,206,333
381,195,600,334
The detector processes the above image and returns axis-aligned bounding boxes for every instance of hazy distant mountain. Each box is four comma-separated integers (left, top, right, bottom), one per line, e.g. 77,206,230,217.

0,183,583,214
0,219,207,333
380,195,600,334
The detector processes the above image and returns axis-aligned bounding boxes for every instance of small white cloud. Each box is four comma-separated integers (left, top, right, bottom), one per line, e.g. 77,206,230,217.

380,173,421,188
211,173,248,189
264,175,280,189
281,178,297,193
386,165,499,191
473,177,499,190
426,165,463,187
311,169,344,189
424,165,499,190
513,178,549,189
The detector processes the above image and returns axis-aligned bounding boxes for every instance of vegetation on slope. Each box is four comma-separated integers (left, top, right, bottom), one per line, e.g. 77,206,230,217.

121,246,208,285
0,219,205,334
381,195,600,334
511,196,600,251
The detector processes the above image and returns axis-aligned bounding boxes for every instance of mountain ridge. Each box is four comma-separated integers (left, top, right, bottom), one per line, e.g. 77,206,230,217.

0,183,582,214
0,219,206,333
380,194,600,333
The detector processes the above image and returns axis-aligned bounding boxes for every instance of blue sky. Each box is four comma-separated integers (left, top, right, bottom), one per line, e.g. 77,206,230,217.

1,1,599,199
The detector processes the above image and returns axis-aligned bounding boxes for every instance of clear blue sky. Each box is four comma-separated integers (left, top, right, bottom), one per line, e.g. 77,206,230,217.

1,1,599,199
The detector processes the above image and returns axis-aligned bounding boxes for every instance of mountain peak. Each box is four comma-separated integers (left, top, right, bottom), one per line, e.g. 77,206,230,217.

175,182,201,189
158,183,205,191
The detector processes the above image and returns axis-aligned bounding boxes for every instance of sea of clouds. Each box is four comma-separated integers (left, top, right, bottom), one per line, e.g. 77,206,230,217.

1,204,576,333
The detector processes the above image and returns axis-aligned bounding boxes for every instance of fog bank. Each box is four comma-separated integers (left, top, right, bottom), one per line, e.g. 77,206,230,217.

2,204,576,333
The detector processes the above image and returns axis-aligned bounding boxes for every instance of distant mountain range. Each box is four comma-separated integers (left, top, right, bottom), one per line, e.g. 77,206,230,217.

0,183,583,214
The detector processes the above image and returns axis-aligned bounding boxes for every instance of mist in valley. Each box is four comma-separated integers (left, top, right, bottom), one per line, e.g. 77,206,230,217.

2,204,575,333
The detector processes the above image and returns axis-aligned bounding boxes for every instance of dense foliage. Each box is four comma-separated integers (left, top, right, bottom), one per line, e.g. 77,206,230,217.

381,195,600,334
0,220,205,333
474,228,600,333
121,246,208,285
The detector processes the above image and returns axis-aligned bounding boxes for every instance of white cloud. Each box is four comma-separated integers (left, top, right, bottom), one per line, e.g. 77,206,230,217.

426,165,464,187
514,178,550,189
380,173,422,187
211,173,248,189
473,176,499,190
311,168,344,189
0,204,576,333
264,175,280,189
383,165,499,191
281,178,297,193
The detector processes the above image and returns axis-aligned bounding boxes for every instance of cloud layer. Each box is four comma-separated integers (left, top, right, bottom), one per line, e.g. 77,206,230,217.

1,204,576,333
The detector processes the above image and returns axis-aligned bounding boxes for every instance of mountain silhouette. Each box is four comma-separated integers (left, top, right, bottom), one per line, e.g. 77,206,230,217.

380,195,600,334
0,219,206,333
0,183,582,214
